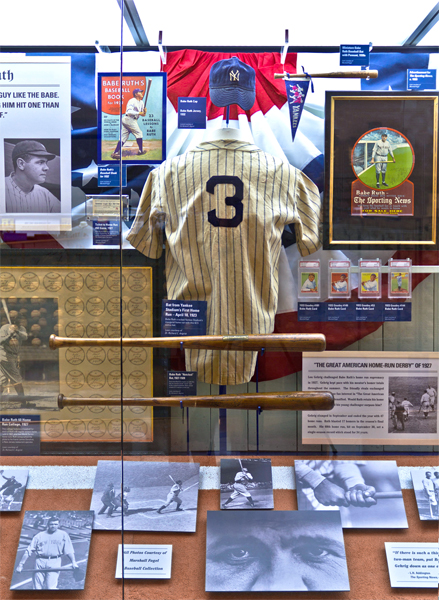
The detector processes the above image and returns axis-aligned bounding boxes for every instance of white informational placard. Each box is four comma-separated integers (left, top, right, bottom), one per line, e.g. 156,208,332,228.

302,352,438,445
115,544,172,579
385,542,438,588
0,57,71,231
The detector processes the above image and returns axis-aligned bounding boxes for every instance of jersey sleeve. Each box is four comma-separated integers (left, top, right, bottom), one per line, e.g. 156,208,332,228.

289,170,322,256
126,169,165,258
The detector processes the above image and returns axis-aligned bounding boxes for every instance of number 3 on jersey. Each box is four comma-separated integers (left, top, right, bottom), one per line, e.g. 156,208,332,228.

207,175,244,228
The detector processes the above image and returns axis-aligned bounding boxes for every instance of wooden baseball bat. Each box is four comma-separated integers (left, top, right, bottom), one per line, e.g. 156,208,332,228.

49,333,326,352
57,392,334,411
144,78,153,104
1,299,11,324
274,70,378,79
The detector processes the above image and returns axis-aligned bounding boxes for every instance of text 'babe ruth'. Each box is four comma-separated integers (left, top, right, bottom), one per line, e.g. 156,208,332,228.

127,58,321,386
16,517,78,590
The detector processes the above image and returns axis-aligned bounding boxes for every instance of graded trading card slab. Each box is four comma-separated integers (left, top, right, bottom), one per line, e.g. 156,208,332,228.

220,458,273,510
90,460,200,532
0,468,28,511
0,267,153,443
205,510,349,592
10,510,93,591
295,459,408,528
411,468,439,521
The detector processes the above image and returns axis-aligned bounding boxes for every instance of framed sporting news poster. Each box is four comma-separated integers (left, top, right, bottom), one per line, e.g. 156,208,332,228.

0,266,153,444
97,72,166,165
324,92,438,249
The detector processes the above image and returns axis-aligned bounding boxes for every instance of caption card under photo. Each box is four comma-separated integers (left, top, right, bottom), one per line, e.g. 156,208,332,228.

116,545,172,579
385,543,438,588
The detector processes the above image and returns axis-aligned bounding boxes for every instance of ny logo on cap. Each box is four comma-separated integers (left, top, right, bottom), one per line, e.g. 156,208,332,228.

229,70,240,82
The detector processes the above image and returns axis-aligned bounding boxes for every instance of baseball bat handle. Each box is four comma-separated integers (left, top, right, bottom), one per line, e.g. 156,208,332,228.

275,70,378,79
373,491,403,499
50,333,326,352
58,392,334,411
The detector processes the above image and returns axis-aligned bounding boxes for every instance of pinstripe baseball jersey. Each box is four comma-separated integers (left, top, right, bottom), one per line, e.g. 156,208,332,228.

5,174,60,213
127,138,321,384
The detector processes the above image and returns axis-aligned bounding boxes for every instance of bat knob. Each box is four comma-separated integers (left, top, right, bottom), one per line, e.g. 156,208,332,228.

57,394,65,410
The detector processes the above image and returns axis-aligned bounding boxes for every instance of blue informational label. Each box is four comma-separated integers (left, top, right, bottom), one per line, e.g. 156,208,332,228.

340,44,370,66
93,220,120,245
178,97,207,129
407,69,437,90
98,165,127,187
298,303,411,322
1,415,40,456
167,371,197,397
298,303,326,322
383,303,412,322
325,303,357,322
161,300,207,337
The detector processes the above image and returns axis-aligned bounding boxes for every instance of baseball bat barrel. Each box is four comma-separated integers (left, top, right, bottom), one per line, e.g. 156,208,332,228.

274,70,378,79
49,333,326,352
57,392,334,411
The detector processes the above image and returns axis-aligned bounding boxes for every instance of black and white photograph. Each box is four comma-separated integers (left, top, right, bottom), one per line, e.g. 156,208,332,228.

220,458,273,510
205,510,350,592
90,460,200,532
295,460,408,528
4,139,61,214
388,377,437,435
411,468,439,520
0,468,28,511
10,510,93,591
0,296,59,410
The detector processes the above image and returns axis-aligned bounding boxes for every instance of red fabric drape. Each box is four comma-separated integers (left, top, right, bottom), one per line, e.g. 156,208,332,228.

163,49,297,121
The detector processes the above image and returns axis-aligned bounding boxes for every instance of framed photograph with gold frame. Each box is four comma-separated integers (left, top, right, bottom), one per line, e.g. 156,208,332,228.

324,92,438,249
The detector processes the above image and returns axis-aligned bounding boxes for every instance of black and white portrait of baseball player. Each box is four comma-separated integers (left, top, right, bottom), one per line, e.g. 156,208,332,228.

90,460,200,532
4,139,61,213
0,468,28,511
220,458,273,510
10,511,93,591
295,460,407,528
206,510,350,592
411,468,439,521
0,296,60,410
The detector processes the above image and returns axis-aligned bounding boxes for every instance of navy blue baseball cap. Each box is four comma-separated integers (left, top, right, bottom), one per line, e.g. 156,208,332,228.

12,140,55,161
133,88,144,95
209,57,256,111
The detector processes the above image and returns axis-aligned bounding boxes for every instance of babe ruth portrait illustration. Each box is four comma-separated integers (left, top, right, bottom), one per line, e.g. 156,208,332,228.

0,468,28,511
220,458,273,510
390,271,409,294
361,272,378,292
4,139,61,213
11,511,93,591
90,460,200,532
205,511,350,592
351,127,414,190
331,273,348,294
301,272,318,293
111,87,148,159
295,460,407,528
